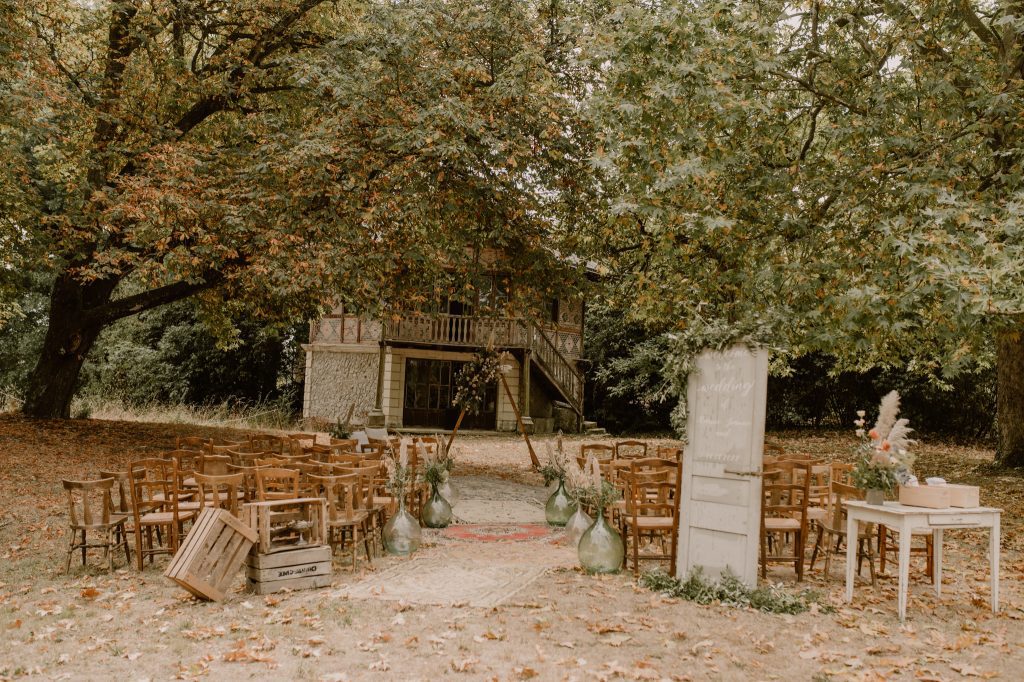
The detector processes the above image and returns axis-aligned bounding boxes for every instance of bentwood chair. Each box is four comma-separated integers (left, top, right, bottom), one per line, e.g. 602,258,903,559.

614,440,648,459
620,468,679,576
62,478,131,572
309,473,374,569
194,472,245,517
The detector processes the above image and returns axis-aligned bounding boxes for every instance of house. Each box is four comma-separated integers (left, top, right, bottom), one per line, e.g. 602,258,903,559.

301,264,588,434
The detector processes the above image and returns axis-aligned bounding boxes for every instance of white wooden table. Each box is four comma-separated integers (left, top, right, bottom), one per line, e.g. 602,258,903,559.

844,501,1001,621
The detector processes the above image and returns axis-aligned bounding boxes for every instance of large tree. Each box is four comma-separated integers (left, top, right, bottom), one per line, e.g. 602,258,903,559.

587,0,1024,463
2,0,594,418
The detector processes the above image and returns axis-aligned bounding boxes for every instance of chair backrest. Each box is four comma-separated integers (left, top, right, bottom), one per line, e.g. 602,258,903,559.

176,436,208,451
329,438,359,452
194,472,244,516
614,440,648,459
200,454,232,476
620,469,676,523
63,478,115,528
762,461,812,521
255,467,300,501
166,449,201,473
654,445,682,462
250,434,285,455
830,462,854,486
359,442,385,459
255,456,289,467
824,480,865,532
128,457,177,520
629,457,679,474
327,453,361,468
308,473,361,522
205,443,240,457
807,463,831,507
580,443,614,461
98,468,145,513
763,442,785,457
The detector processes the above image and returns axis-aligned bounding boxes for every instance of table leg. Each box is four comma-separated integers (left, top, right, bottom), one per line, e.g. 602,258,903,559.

897,518,912,622
934,528,943,598
845,509,856,603
991,516,1000,613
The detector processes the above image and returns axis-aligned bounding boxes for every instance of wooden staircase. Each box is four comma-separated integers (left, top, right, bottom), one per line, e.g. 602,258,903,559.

523,321,584,420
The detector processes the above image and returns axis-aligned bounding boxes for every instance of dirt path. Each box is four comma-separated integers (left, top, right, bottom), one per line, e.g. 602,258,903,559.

0,415,1021,681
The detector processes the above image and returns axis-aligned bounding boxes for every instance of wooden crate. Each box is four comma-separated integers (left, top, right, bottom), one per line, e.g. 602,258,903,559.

164,508,257,601
899,484,952,509
945,484,981,508
243,498,328,554
245,545,332,595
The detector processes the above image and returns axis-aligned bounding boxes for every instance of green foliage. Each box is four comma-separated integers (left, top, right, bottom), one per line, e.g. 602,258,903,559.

641,568,829,616
851,457,900,494
453,349,504,416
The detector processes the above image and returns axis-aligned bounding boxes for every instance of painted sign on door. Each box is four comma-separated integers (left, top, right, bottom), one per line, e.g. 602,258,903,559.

676,344,768,586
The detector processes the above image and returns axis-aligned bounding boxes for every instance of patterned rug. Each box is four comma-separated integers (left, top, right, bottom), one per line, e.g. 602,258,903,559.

440,523,556,543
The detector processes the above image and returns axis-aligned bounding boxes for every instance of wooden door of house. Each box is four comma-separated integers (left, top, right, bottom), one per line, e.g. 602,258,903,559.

403,359,496,430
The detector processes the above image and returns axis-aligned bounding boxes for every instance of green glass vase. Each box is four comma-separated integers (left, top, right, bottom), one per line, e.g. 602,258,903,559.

545,479,576,527
421,482,453,528
564,507,592,548
578,510,624,574
383,498,422,555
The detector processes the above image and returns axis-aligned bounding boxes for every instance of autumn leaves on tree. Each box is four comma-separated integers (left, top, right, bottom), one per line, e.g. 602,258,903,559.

4,1,1024,464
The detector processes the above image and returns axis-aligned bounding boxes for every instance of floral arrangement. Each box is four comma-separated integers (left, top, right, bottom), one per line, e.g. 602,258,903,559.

539,433,569,485
852,390,916,493
418,440,454,487
452,348,503,415
384,445,412,499
573,455,620,511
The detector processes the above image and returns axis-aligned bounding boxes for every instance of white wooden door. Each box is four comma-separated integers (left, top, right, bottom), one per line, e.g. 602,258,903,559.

675,345,768,586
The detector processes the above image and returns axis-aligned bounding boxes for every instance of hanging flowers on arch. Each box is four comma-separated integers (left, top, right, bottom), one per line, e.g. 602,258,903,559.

452,348,503,416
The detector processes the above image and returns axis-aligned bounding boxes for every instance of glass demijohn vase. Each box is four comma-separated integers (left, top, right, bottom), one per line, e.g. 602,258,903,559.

577,508,624,574
437,478,458,507
545,478,576,526
421,482,453,528
564,507,592,548
383,497,422,555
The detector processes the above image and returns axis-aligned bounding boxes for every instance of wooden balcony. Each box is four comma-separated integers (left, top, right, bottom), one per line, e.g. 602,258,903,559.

384,314,530,349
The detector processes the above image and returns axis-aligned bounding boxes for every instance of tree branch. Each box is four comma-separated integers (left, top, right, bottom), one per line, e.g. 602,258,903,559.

86,272,226,325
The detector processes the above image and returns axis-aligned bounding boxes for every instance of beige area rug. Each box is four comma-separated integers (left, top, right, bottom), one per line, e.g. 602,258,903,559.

453,499,545,524
337,556,551,608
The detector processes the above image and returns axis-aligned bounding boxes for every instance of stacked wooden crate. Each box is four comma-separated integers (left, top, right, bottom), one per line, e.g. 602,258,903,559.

165,508,258,601
243,498,332,594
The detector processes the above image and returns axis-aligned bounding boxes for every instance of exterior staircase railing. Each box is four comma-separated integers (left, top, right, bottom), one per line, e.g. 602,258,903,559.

521,321,584,417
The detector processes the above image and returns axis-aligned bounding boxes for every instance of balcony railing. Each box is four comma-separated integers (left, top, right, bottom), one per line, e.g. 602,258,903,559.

384,313,529,348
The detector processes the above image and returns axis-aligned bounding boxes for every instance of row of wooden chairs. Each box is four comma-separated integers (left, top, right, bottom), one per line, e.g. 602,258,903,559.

580,441,682,462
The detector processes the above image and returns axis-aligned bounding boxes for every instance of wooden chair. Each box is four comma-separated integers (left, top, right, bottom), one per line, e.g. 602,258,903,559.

226,462,264,502
830,462,854,485
328,453,362,468
194,472,244,517
128,458,196,569
760,461,812,581
255,456,289,467
309,473,374,568
763,442,785,458
620,468,679,576
614,440,648,459
581,443,615,461
165,449,202,491
809,481,877,583
62,478,131,572
255,467,300,501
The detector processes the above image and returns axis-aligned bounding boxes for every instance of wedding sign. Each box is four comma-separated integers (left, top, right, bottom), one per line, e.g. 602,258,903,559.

676,344,768,585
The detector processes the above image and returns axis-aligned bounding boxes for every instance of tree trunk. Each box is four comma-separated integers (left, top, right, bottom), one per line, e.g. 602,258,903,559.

21,274,113,418
996,327,1024,467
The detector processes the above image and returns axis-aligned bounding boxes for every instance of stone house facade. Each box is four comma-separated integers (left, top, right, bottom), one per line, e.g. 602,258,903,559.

301,291,587,434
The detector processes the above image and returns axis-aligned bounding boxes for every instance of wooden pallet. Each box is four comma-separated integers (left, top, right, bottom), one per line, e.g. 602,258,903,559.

245,545,332,595
164,508,257,601
244,498,328,554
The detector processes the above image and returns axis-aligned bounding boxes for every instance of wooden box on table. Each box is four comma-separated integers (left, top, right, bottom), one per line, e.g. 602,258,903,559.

898,485,952,509
164,508,258,601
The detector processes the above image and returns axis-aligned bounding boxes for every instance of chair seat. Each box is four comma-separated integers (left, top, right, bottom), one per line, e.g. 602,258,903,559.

623,515,674,530
764,516,802,531
69,514,129,531
139,510,196,525
327,511,370,526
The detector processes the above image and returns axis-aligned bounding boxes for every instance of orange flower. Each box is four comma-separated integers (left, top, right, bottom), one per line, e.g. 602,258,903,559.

868,429,879,440
880,440,891,452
